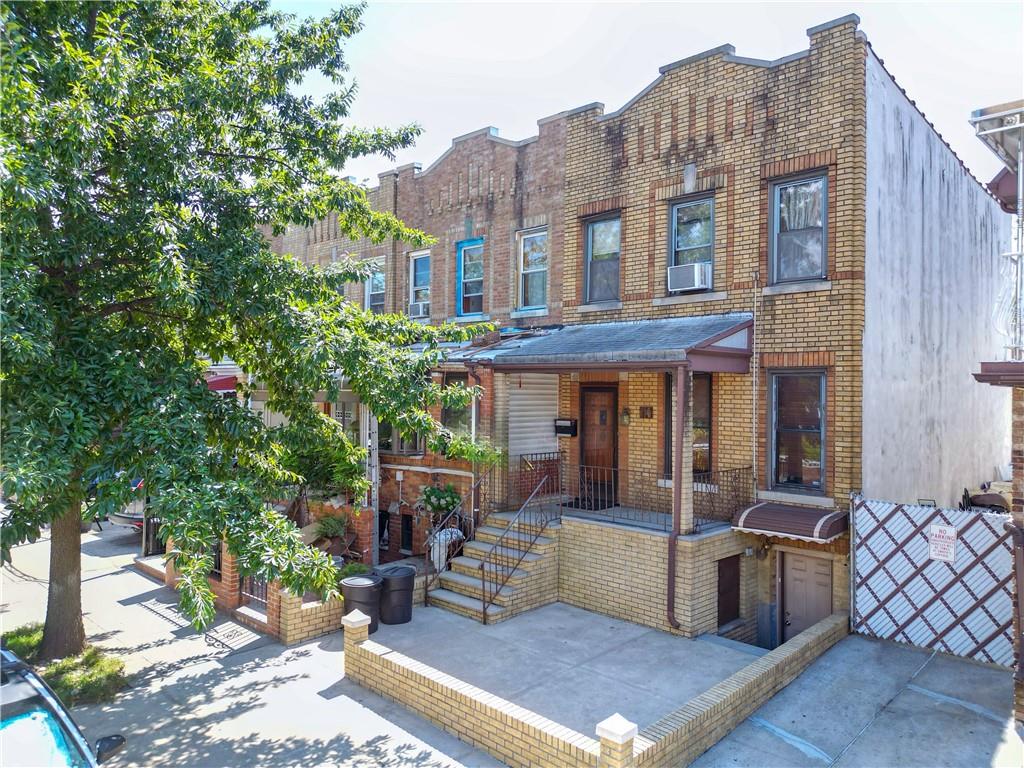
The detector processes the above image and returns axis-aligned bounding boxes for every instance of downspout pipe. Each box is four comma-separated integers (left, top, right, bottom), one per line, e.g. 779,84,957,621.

667,361,690,630
467,362,482,527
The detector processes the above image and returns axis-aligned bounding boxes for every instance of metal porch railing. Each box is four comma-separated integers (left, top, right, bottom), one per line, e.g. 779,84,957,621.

479,475,558,623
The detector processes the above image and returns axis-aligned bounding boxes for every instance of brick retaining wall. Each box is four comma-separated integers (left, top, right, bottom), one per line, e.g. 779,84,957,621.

342,610,848,768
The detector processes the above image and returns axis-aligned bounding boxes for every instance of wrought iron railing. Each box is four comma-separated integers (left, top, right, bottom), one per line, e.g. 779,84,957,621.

562,462,673,530
241,575,268,610
556,460,753,534
422,466,494,604
209,544,223,580
693,466,754,533
479,475,558,623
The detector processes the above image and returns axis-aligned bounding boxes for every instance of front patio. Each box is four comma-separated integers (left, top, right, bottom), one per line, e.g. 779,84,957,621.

373,602,762,734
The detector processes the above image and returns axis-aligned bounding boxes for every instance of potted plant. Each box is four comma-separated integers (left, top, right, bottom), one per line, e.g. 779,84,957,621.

421,483,461,524
315,514,349,556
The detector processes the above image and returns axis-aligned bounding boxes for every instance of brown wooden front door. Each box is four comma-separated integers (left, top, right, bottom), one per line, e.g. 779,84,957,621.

581,388,616,468
717,555,741,628
580,387,617,508
781,552,832,642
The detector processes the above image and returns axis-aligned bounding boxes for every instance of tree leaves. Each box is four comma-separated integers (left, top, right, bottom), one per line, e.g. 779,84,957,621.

0,0,494,628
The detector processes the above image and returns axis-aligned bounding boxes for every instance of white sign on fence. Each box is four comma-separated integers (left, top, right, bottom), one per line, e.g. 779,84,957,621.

928,523,957,563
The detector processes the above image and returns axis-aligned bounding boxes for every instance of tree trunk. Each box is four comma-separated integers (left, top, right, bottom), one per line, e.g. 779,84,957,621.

39,500,86,660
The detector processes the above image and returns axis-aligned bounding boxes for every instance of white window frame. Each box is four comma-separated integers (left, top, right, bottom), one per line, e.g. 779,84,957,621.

517,227,548,310
408,250,431,317
365,261,385,314
670,197,714,269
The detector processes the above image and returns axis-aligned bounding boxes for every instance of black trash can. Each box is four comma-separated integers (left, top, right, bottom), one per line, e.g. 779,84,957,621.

341,573,383,634
377,565,416,625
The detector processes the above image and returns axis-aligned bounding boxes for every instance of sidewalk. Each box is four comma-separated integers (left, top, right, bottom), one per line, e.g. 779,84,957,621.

1,526,499,768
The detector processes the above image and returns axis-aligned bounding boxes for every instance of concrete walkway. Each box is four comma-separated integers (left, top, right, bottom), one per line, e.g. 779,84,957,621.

1,527,498,768
692,633,1023,768
374,602,761,735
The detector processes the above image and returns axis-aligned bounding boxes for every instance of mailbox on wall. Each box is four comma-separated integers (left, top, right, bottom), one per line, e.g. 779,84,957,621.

554,418,577,437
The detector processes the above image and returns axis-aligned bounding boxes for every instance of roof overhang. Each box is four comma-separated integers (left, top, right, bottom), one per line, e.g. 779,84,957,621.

732,501,848,544
969,100,1023,174
472,314,753,374
973,360,1024,388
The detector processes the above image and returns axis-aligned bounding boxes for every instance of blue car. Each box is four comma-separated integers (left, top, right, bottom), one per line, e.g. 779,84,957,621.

0,649,125,767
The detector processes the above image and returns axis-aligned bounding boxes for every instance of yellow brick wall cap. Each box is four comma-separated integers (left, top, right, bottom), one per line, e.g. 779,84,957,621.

596,713,638,744
342,609,371,629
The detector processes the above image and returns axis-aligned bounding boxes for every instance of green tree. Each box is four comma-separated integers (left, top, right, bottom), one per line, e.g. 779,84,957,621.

1,0,490,659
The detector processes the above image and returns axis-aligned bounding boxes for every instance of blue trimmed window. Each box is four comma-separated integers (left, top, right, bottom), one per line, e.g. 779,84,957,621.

456,238,485,316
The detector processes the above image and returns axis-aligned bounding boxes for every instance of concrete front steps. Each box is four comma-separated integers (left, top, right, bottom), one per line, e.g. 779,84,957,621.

426,516,560,624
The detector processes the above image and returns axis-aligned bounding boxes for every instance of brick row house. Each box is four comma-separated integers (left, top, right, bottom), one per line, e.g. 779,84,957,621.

264,15,1011,647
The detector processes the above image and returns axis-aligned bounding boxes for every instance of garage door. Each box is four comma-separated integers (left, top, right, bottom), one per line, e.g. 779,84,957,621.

507,373,558,458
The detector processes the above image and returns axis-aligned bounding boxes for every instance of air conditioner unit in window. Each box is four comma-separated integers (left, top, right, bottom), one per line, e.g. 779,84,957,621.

667,262,712,292
408,301,430,318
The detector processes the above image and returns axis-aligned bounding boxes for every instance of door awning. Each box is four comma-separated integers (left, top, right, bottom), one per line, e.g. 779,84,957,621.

206,374,238,392
466,313,753,374
732,501,848,543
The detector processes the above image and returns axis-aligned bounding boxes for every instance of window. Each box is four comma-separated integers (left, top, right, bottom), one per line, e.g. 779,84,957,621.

671,199,714,269
771,175,827,283
409,250,430,316
771,372,825,492
333,392,360,443
663,372,712,477
441,372,471,435
378,422,422,455
518,229,548,309
457,239,484,316
584,216,620,303
692,374,712,474
365,263,385,314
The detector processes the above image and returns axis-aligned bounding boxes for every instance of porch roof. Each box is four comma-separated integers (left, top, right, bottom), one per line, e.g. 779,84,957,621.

732,501,848,543
467,313,753,373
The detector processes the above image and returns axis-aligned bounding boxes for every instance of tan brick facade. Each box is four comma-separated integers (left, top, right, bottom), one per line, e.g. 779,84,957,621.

557,19,866,511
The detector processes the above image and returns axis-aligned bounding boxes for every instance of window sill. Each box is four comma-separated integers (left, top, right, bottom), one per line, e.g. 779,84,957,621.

656,478,719,492
510,307,549,319
652,290,728,307
577,300,622,314
756,489,834,509
447,314,490,324
762,279,831,297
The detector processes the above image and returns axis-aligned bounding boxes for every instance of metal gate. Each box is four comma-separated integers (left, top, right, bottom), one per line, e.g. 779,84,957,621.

241,575,268,610
851,496,1014,666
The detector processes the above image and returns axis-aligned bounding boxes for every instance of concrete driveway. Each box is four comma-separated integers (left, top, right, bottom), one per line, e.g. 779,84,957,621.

1,526,498,768
692,633,1023,768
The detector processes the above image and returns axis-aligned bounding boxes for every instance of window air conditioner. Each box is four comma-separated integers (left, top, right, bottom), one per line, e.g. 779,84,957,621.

667,262,712,292
408,301,430,318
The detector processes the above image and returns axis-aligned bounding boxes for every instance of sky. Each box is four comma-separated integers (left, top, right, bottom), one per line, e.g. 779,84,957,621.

275,1,1023,187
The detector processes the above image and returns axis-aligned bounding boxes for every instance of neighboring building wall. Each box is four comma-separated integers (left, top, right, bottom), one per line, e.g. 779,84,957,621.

862,51,1011,506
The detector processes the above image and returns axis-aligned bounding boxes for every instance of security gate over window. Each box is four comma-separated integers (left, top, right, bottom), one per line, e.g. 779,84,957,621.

851,496,1013,667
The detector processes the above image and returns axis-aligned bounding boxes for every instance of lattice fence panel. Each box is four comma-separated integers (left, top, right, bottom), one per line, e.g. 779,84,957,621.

852,496,1013,667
